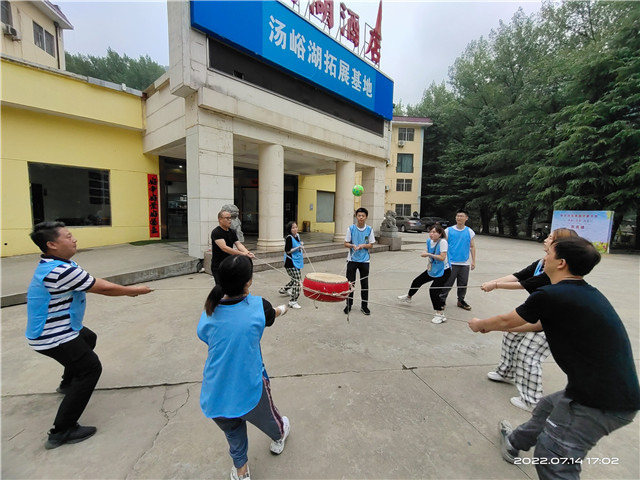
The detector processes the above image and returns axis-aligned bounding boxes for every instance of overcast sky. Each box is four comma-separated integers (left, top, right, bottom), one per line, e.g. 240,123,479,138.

58,0,542,107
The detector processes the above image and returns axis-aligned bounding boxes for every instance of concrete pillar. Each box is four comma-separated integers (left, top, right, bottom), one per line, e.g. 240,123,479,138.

334,160,356,242
256,144,285,251
185,98,234,258
361,165,386,234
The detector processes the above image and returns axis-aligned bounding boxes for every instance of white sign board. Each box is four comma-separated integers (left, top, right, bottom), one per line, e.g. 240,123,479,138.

551,210,614,253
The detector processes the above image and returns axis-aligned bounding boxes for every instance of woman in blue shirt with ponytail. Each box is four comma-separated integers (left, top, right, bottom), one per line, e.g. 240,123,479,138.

279,221,304,309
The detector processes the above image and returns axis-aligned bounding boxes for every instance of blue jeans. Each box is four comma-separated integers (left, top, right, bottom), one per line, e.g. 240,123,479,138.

213,377,285,468
509,390,636,480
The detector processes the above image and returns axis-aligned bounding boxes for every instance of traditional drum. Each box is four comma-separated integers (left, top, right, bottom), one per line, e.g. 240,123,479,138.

302,272,350,302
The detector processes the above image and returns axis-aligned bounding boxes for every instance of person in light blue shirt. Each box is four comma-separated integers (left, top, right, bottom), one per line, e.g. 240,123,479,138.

279,221,304,309
439,209,476,311
198,255,291,480
344,208,375,316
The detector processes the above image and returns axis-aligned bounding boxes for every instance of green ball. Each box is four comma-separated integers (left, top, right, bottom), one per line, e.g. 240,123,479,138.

352,185,364,196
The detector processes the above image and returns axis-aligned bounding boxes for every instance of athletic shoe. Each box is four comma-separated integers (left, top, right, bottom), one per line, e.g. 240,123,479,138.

45,424,96,449
510,396,535,412
487,371,515,384
288,301,301,309
278,288,291,296
397,294,411,303
55,383,70,395
457,300,472,311
270,416,290,454
344,305,351,314
498,420,519,464
431,313,446,324
361,306,371,315
230,465,251,480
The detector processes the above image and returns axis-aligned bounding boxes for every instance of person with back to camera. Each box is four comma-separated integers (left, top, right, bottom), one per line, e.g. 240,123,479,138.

480,228,579,412
397,224,451,324
279,221,304,309
344,207,375,316
26,221,152,449
197,255,291,480
210,209,255,285
469,237,640,479
439,209,476,311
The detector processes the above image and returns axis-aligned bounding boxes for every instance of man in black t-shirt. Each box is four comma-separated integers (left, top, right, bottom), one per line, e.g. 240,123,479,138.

210,209,254,284
470,237,639,479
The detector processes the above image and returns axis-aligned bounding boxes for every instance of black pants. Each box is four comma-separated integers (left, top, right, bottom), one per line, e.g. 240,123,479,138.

408,268,451,311
346,261,369,308
38,327,102,432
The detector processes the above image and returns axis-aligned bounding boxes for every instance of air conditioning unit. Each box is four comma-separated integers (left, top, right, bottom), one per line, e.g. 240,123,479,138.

3,24,21,40
385,185,390,192
398,140,405,147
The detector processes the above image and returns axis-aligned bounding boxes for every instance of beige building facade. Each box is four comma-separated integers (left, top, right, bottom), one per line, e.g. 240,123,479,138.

385,116,432,216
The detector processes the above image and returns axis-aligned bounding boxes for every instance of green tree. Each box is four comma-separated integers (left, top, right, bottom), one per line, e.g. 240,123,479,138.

65,48,166,91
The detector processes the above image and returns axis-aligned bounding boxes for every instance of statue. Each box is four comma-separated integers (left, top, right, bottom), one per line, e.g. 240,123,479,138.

380,210,398,232
221,204,244,242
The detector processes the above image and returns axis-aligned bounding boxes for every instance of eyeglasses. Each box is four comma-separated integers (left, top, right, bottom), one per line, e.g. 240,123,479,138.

220,216,232,220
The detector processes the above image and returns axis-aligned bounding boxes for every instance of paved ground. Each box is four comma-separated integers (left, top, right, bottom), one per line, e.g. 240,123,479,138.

2,235,638,479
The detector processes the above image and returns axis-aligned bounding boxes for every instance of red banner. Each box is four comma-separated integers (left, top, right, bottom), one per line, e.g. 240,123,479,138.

147,174,160,238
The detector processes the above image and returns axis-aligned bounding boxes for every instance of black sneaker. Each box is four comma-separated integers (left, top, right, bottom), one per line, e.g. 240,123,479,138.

55,383,70,395
498,420,519,464
344,305,351,314
361,306,371,315
45,424,97,450
457,300,472,311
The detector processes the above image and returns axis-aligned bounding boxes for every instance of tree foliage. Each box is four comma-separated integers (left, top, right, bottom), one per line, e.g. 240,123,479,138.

65,48,167,91
408,0,639,244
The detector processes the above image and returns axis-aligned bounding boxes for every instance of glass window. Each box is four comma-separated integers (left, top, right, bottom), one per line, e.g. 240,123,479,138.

316,190,335,222
45,30,55,56
398,128,415,142
28,163,111,226
33,21,44,49
396,153,414,173
395,204,412,216
396,179,412,192
1,1,12,25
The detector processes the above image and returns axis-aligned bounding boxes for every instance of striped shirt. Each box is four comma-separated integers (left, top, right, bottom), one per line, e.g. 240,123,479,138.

28,257,95,350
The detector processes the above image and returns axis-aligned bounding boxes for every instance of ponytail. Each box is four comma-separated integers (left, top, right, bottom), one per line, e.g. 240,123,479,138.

204,285,224,316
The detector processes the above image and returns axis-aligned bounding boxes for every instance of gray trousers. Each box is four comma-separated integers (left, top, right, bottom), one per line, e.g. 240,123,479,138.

439,264,470,303
509,390,636,480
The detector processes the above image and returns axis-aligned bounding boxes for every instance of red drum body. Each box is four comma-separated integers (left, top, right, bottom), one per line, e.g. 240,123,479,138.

303,272,350,302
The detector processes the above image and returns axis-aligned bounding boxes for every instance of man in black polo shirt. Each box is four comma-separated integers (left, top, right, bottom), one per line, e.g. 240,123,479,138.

210,209,254,284
469,237,639,479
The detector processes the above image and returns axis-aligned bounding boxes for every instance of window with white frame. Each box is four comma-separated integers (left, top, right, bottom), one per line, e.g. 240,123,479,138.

398,127,415,142
33,21,55,56
396,153,414,173
395,204,412,216
396,179,412,192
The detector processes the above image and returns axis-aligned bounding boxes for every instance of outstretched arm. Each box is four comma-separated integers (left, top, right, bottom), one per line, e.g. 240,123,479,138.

88,278,152,297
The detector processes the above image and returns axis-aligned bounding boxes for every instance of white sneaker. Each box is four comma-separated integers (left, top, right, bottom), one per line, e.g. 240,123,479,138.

510,396,535,412
288,301,301,309
487,371,515,384
270,416,290,454
231,465,250,480
398,294,411,303
431,312,446,324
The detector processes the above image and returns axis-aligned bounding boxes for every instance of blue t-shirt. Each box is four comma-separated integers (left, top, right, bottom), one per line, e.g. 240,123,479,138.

427,238,449,278
446,226,474,264
345,224,375,263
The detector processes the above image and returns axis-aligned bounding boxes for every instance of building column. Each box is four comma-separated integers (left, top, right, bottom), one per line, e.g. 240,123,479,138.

185,99,234,258
361,165,385,233
333,160,356,242
257,144,285,251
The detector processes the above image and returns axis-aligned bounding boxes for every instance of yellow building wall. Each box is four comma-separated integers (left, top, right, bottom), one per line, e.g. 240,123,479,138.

1,60,158,257
297,174,335,233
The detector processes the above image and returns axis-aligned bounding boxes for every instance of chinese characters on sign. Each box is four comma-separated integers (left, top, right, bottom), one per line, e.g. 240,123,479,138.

551,211,614,253
268,13,374,99
147,174,160,238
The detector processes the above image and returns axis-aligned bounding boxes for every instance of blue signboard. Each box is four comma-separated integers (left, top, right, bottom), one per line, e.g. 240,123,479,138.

190,0,394,120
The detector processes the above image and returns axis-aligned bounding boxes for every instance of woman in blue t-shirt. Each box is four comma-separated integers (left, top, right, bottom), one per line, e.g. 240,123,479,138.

279,221,304,309
197,255,291,480
398,224,451,324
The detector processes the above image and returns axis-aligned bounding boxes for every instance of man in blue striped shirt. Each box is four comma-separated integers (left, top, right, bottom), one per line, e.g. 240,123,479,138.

27,221,152,449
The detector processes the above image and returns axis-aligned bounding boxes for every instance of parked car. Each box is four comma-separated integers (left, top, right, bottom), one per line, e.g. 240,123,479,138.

421,216,450,230
395,216,426,232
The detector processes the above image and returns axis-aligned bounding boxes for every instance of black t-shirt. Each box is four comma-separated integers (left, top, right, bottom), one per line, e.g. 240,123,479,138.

221,297,276,326
516,280,640,411
211,226,238,270
513,259,550,293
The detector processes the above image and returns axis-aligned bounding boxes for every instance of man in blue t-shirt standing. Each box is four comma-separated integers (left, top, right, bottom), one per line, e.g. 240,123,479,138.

469,237,639,479
344,207,375,316
439,209,476,310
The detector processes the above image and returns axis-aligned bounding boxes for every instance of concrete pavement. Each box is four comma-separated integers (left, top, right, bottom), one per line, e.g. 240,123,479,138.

2,235,638,479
